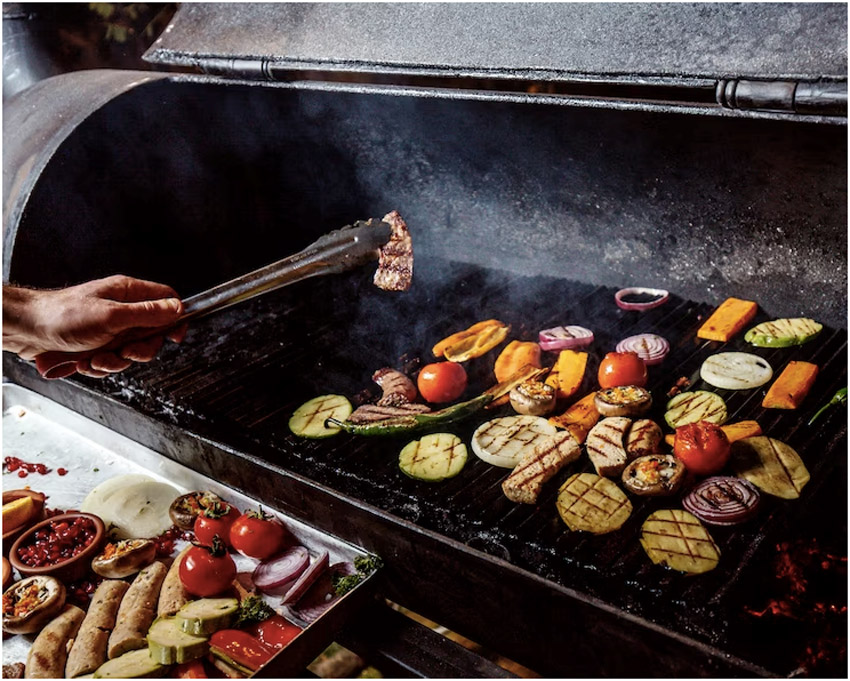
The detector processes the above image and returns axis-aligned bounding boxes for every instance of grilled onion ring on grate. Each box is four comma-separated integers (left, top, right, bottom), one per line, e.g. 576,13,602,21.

615,333,670,365
682,476,761,526
614,287,669,311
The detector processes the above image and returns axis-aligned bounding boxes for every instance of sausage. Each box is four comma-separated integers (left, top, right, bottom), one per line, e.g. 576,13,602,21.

25,605,85,678
65,580,129,677
107,561,167,659
156,547,191,618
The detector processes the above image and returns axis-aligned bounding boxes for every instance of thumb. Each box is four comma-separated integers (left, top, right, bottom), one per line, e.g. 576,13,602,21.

105,297,183,332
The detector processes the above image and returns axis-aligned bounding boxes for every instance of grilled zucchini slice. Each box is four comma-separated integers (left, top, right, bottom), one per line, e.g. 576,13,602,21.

289,395,352,438
399,433,468,481
731,436,810,499
744,317,823,348
639,509,720,574
556,473,632,534
471,415,557,468
664,391,728,429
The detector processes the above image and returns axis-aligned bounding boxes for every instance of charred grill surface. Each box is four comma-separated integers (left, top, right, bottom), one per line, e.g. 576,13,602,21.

26,265,848,675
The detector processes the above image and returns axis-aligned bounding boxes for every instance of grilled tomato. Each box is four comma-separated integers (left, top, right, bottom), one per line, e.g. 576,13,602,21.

194,501,239,549
417,362,468,404
179,538,237,598
673,421,731,476
598,352,648,389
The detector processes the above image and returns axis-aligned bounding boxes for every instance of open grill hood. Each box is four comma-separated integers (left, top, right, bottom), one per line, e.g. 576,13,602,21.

3,3,847,677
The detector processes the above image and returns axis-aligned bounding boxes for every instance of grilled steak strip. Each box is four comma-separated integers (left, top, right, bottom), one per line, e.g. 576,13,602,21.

502,431,581,504
373,211,413,292
373,367,418,407
347,403,432,424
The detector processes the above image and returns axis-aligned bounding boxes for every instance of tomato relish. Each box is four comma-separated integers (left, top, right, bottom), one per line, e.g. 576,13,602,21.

16,516,98,568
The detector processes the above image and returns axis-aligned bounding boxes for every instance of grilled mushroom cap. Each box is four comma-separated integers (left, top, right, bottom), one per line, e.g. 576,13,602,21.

91,539,157,579
2,575,66,635
169,491,222,531
621,454,685,497
594,385,652,417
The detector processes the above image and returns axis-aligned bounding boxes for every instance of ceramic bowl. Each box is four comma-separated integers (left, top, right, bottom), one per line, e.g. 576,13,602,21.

9,512,105,583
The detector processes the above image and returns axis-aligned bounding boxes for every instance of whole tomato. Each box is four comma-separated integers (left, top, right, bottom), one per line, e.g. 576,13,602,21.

673,421,731,475
598,351,648,388
417,362,468,403
229,508,290,560
179,538,237,597
194,501,238,548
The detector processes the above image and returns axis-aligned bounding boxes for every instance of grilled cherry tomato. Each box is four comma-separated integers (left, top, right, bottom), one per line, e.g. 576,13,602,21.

179,538,237,597
193,501,238,549
597,351,648,388
417,362,468,403
673,421,731,476
229,508,289,560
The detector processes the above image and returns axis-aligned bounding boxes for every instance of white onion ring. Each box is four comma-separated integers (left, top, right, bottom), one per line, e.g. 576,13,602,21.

615,287,669,311
615,333,670,365
538,325,594,352
682,476,760,526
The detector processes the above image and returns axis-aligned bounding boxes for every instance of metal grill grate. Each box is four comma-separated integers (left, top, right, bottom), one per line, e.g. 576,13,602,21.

90,262,846,674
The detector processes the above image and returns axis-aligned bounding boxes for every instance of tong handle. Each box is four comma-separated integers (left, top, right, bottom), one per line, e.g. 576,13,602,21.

33,218,392,379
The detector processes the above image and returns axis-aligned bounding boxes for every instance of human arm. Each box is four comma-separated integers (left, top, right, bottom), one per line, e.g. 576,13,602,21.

3,275,186,378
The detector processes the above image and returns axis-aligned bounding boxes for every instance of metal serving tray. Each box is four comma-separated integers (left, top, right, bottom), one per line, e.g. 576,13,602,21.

1,383,377,678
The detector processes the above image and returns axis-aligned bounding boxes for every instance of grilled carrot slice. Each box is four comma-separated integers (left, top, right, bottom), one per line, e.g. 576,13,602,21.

548,392,600,444
432,319,505,358
697,297,758,342
762,361,819,410
545,350,588,400
494,341,542,383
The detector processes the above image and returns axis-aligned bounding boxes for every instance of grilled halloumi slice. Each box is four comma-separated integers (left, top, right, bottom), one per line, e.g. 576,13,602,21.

556,473,632,534
625,419,663,461
664,390,728,429
471,415,557,468
731,436,810,499
640,509,720,574
585,417,631,477
502,431,581,504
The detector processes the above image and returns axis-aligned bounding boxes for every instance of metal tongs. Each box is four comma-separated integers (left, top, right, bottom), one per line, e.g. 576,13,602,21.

34,218,395,379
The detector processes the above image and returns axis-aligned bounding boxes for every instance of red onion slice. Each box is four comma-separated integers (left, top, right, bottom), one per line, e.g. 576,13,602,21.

538,325,594,352
253,545,310,594
615,287,669,311
281,550,329,605
284,562,356,625
682,476,760,526
616,333,670,365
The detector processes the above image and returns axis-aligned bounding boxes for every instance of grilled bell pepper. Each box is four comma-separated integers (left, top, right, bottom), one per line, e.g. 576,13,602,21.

209,629,276,675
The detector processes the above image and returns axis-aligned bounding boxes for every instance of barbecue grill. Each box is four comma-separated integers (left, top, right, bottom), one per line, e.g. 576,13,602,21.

3,3,847,677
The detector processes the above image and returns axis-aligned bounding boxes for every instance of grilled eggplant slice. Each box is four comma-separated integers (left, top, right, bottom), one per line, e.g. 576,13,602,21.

700,352,773,390
399,433,468,481
472,415,558,468
640,509,720,574
731,436,810,499
556,473,632,534
664,391,727,429
289,395,352,438
744,317,823,348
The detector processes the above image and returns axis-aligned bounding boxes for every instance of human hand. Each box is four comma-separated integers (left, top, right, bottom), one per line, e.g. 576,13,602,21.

3,275,187,378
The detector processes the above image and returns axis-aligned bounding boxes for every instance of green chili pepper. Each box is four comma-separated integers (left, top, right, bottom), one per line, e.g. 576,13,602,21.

327,394,494,436
808,387,847,426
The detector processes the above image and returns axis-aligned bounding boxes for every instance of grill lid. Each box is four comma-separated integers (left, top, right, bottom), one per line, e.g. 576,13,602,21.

144,3,847,117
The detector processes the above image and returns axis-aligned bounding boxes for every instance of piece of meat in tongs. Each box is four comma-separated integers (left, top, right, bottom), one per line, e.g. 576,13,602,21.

373,210,413,292
34,212,412,379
